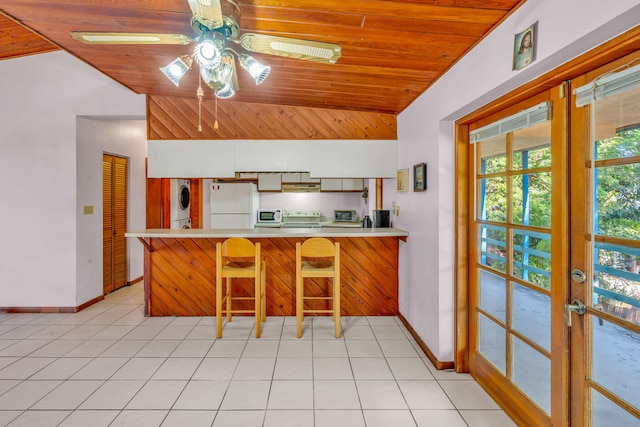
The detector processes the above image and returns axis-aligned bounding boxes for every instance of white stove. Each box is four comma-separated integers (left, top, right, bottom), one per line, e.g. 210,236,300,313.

280,210,323,228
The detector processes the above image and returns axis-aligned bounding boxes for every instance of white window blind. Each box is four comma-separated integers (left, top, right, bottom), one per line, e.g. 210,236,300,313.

469,102,551,144
574,62,640,107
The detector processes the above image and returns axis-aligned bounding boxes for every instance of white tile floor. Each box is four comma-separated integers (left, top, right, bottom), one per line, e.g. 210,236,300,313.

0,283,517,427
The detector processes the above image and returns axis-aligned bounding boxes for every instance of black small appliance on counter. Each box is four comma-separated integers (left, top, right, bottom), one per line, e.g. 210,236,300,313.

373,210,390,228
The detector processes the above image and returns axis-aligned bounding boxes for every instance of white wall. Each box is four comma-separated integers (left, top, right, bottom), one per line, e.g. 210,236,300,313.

0,51,145,308
76,118,147,305
394,0,640,360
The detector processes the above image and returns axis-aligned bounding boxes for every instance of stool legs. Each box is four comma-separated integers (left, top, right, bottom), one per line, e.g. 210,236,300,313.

261,262,267,322
216,273,223,339
254,269,261,338
296,268,303,338
334,271,341,338
226,277,233,322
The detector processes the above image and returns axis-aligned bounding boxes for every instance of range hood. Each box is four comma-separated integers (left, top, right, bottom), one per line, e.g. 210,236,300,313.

281,183,321,192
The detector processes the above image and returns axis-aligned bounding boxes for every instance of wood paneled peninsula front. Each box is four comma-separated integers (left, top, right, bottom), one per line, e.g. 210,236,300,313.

126,228,408,317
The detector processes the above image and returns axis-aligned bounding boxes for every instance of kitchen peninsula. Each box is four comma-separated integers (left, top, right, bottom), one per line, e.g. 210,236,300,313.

126,227,408,317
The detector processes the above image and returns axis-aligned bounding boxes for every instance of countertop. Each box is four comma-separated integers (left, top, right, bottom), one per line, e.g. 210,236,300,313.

125,227,408,239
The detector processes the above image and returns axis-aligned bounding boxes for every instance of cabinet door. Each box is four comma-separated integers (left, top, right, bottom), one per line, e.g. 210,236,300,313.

309,140,398,178
258,173,282,191
301,172,320,183
281,172,301,183
321,179,342,191
342,179,364,191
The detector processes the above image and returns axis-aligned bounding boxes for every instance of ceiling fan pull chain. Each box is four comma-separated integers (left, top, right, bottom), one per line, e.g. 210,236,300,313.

214,96,219,130
197,73,204,132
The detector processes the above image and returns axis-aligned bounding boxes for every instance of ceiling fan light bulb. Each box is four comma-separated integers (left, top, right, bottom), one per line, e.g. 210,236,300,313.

194,39,221,69
239,54,270,85
159,55,192,86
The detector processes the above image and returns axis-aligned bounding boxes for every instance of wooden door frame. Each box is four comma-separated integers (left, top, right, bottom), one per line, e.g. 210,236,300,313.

454,26,640,425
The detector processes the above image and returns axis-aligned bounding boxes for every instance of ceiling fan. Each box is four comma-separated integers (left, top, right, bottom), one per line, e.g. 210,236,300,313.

70,0,342,102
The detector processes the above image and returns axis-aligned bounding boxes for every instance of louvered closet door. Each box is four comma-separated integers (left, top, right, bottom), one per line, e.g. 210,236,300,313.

103,154,128,294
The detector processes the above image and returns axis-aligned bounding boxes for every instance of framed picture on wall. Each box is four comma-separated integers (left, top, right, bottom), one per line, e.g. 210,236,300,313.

413,162,427,192
397,168,409,192
512,22,537,70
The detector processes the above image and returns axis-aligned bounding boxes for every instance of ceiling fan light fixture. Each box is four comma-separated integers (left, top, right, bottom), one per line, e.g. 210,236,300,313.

238,54,270,85
159,55,193,86
194,38,222,69
201,52,234,90
215,54,238,99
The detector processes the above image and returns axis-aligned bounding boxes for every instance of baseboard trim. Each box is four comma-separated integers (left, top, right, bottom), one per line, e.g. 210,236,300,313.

397,312,455,370
0,294,105,314
128,276,143,285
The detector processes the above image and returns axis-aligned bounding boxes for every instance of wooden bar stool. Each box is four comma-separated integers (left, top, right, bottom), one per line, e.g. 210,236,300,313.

216,238,266,338
296,237,341,338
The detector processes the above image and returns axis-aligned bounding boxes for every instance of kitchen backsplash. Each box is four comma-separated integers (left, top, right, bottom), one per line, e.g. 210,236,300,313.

260,191,367,219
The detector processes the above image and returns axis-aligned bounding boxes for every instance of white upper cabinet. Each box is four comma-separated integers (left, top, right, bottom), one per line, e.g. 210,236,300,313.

147,139,397,179
283,172,320,183
235,140,310,172
258,173,282,191
309,140,397,178
147,140,235,178
342,178,364,191
320,178,363,191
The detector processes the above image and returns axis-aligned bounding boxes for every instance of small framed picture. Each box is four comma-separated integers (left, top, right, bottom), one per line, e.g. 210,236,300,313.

413,163,427,192
513,22,537,70
397,168,409,192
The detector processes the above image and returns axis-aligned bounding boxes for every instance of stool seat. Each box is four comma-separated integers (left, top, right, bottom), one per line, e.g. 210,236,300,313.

296,237,341,338
216,238,266,338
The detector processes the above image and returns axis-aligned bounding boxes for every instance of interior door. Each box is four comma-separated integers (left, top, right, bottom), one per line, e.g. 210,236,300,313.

103,153,128,294
468,86,569,426
569,53,640,426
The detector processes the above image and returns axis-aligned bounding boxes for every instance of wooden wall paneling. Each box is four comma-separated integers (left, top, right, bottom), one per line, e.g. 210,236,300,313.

161,178,171,228
189,179,201,229
144,236,400,317
149,238,216,315
145,159,163,229
148,96,397,140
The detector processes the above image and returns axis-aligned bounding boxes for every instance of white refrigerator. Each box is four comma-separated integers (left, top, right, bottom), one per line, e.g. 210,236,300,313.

210,182,259,229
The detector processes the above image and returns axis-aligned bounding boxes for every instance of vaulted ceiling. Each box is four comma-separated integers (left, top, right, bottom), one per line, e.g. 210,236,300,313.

0,1,523,116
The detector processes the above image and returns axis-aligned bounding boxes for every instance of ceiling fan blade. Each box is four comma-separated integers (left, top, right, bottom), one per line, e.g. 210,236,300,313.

234,33,341,64
71,32,193,45
188,0,224,30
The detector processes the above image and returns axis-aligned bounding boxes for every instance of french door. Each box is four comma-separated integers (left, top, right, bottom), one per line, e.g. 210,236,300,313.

467,52,640,426
569,54,640,426
468,86,568,426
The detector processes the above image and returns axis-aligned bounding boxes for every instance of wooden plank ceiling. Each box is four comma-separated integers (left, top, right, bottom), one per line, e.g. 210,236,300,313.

0,0,523,118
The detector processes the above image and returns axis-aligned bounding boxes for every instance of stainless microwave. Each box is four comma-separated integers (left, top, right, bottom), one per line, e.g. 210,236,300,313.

334,210,357,223
257,209,282,224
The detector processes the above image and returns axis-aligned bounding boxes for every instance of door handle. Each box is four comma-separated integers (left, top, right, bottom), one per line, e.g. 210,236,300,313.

565,299,586,327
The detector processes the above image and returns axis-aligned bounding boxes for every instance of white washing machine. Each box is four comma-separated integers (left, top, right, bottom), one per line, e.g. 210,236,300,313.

172,218,191,229
170,179,191,225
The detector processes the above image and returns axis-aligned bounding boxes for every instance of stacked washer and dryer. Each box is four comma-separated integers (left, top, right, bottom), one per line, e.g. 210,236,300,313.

170,179,191,229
